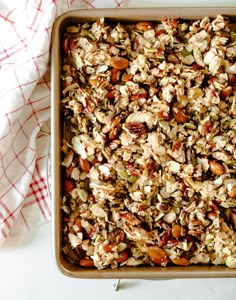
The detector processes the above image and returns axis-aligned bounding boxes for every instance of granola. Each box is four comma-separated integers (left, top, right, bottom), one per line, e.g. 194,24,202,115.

60,16,236,269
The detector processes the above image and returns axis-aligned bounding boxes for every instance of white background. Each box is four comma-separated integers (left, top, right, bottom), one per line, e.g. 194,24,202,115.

1,1,236,299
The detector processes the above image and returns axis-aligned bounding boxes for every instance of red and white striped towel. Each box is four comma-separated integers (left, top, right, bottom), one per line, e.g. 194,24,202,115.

0,0,128,247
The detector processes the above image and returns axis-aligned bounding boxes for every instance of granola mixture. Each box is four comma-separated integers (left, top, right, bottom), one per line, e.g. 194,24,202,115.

60,16,236,269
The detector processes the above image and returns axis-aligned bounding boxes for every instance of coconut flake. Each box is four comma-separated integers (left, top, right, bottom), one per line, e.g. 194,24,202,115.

68,233,82,248
90,204,107,218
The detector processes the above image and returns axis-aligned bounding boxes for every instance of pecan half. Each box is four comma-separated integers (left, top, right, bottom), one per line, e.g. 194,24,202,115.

125,122,146,136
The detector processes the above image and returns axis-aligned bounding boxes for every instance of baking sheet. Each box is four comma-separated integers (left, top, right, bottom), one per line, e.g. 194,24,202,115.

51,7,236,278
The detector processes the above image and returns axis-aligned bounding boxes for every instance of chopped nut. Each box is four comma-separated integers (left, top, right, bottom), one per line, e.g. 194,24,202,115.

79,157,90,174
116,250,129,263
109,139,120,150
103,243,118,253
207,211,217,221
120,212,141,225
172,140,182,151
172,107,187,123
109,127,119,140
122,74,134,82
74,217,83,233
89,75,105,88
107,90,116,99
111,68,121,84
168,54,180,64
201,119,213,134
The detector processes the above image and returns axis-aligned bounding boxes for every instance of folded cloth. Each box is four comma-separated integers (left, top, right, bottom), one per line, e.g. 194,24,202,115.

0,0,128,246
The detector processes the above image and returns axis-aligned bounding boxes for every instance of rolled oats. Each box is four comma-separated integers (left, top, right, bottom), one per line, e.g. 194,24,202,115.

60,16,236,269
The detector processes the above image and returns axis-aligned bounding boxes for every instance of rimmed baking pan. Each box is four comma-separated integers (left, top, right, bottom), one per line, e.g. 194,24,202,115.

51,7,236,278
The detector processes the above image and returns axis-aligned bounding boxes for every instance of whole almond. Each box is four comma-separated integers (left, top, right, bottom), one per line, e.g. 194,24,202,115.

171,257,190,266
231,212,236,228
221,86,233,99
172,107,187,123
116,250,129,263
229,74,236,86
136,21,155,31
155,29,166,36
110,56,129,70
79,257,94,267
147,246,168,265
228,185,236,198
64,178,75,195
79,157,90,174
171,224,182,239
63,37,69,53
107,90,116,99
209,160,225,175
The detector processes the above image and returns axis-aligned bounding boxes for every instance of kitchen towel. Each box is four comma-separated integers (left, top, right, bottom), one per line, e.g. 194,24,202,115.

0,0,129,247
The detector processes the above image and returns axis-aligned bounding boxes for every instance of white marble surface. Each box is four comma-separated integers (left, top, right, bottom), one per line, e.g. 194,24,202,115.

1,2,236,299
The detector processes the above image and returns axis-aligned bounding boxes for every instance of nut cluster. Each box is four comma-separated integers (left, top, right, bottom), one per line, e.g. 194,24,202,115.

61,16,236,269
